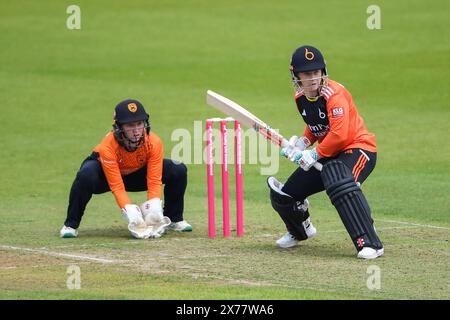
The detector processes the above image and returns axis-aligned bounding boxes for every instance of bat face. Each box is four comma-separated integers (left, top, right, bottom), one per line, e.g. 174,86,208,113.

206,90,287,147
206,90,258,128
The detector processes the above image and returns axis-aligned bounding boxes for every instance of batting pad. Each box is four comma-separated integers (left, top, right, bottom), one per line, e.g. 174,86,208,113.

321,160,383,251
268,177,309,241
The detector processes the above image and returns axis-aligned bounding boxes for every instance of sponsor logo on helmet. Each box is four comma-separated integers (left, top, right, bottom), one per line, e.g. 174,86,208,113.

305,48,314,61
128,103,138,113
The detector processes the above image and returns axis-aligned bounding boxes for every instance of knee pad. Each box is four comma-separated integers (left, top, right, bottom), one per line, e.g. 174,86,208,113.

321,160,383,251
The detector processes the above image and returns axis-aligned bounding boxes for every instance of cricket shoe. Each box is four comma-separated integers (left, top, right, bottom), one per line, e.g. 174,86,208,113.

357,247,384,259
60,225,78,238
168,220,192,232
276,232,299,248
276,219,317,248
303,217,317,239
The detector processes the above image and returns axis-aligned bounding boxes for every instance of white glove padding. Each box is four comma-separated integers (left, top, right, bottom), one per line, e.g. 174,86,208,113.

150,216,172,238
294,136,311,151
131,216,172,239
140,198,164,225
128,223,158,239
122,204,151,239
281,136,311,158
288,148,320,171
122,204,145,227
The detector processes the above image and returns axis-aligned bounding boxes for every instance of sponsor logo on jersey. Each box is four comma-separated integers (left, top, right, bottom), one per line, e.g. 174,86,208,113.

99,157,115,165
332,107,344,118
308,123,330,137
137,153,146,164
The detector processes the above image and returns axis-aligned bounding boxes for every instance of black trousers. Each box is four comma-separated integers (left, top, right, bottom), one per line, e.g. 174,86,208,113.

282,148,376,201
64,153,187,229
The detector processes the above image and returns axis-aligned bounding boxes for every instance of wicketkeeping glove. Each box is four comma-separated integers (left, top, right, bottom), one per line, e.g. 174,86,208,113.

122,204,153,239
140,198,164,225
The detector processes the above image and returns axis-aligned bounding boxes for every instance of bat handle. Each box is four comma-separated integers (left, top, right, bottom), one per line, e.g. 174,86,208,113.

314,162,323,171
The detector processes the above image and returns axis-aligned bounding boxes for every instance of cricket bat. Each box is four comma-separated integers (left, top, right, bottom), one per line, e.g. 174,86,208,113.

206,90,323,171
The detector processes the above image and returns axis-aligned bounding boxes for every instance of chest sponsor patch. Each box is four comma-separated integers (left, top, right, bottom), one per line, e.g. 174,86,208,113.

332,107,344,118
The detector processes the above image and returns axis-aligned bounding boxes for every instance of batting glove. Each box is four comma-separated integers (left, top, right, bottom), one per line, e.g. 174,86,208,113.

281,135,311,158
294,136,311,151
289,148,320,171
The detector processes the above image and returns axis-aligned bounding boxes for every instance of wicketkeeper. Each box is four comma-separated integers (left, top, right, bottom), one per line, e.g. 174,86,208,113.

268,45,383,259
60,99,192,239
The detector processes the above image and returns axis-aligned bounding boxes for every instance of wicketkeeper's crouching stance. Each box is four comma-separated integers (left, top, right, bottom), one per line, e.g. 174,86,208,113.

268,45,383,259
60,99,192,239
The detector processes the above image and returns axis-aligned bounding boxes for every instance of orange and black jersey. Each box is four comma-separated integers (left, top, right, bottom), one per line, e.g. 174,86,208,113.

295,79,377,158
93,132,163,208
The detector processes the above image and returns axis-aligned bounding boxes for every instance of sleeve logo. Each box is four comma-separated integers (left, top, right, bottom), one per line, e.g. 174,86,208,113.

332,107,344,118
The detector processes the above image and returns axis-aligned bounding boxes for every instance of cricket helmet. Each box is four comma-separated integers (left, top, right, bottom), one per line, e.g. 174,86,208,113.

290,45,328,98
112,99,150,151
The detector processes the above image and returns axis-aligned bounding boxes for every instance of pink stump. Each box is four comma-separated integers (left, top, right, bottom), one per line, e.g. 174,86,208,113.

220,120,230,238
235,121,244,237
206,120,215,238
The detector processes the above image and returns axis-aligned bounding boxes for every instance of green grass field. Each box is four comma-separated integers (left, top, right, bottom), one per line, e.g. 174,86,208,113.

1,0,449,300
